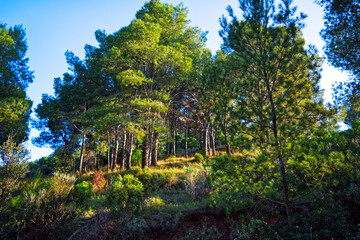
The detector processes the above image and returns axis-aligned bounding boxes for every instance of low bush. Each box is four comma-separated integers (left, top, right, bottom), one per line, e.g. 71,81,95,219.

72,181,92,207
91,171,106,192
108,174,144,210
0,175,75,237
193,153,204,163
131,148,142,166
184,166,209,199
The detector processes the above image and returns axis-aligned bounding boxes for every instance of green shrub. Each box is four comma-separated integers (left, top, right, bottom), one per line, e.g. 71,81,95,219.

126,166,142,176
143,196,165,212
210,154,278,214
163,172,179,188
108,174,144,210
194,153,204,163
184,166,209,199
0,176,74,235
131,148,142,166
230,218,276,240
72,181,92,206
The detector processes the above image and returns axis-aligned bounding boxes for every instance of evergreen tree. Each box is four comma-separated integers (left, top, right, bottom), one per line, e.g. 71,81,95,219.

0,23,33,144
220,0,330,227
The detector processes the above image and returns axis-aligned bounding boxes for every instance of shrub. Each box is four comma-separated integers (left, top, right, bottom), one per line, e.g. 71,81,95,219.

72,181,92,206
131,148,142,166
210,154,278,214
91,171,106,192
0,175,74,236
108,174,144,210
143,196,165,211
194,153,204,163
230,218,275,240
0,135,29,211
184,166,209,199
163,172,179,188
126,166,142,176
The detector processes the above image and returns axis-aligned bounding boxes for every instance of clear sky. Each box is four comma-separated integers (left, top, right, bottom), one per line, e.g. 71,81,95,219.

0,0,349,161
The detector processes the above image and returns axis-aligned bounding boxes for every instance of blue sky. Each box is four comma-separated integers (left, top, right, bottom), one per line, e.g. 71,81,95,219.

0,0,349,161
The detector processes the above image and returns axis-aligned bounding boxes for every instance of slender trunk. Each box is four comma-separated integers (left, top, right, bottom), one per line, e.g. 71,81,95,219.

142,127,149,168
110,145,114,170
126,132,134,170
107,133,110,172
151,132,159,166
79,133,86,173
172,121,176,156
112,131,119,171
210,127,216,156
147,131,153,166
120,130,127,170
204,126,209,156
185,124,188,158
207,127,211,156
265,75,293,228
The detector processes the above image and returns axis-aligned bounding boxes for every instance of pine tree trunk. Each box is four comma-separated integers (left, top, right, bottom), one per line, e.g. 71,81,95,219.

210,127,216,156
151,132,159,166
112,130,119,171
110,145,114,170
147,131,153,166
79,132,86,173
120,130,127,170
142,127,149,168
265,74,293,228
126,132,133,170
107,133,111,172
207,127,211,156
204,126,209,156
172,121,176,156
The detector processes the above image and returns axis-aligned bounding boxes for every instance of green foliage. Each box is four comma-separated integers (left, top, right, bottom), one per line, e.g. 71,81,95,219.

0,134,29,211
0,23,33,144
29,152,73,176
231,218,278,240
184,166,209,199
193,153,204,163
210,154,279,214
131,148,142,166
318,0,360,78
0,175,74,236
143,196,165,212
108,174,144,210
72,181,92,206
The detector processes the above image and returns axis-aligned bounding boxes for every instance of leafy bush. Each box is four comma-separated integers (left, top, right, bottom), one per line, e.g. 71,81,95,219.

163,172,179,188
108,174,144,210
230,218,277,240
184,166,209,199
131,148,142,166
143,196,165,212
0,175,74,236
193,153,204,163
0,135,29,211
72,181,92,206
210,154,278,214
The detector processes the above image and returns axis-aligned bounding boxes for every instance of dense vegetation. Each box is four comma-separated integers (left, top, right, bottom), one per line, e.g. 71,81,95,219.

1,0,360,239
